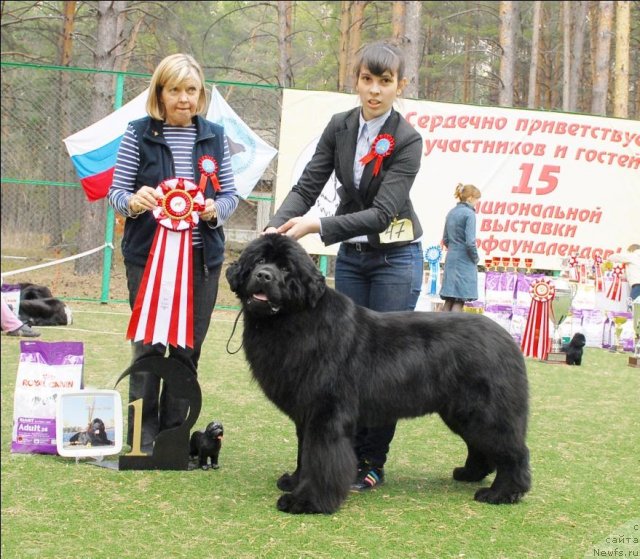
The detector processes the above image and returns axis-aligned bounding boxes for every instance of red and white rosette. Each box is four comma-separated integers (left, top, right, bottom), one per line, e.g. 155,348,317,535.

126,178,205,349
359,134,395,176
198,155,221,192
593,255,604,292
606,264,625,302
521,279,555,360
568,254,580,282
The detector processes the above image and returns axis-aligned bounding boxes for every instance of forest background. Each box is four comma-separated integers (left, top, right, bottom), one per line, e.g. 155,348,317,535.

1,1,638,298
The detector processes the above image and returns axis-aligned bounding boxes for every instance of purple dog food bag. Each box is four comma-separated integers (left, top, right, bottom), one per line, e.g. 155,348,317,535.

11,341,84,454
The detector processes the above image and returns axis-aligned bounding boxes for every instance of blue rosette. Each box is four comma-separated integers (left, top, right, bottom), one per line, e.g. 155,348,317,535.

424,245,442,295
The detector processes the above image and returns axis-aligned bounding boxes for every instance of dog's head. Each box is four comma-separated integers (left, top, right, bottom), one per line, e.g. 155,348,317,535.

90,418,106,435
226,234,326,316
570,333,586,348
204,421,224,440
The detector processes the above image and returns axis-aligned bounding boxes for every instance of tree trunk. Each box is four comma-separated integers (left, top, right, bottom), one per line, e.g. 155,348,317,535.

338,1,351,92
613,0,630,118
527,0,541,108
118,15,144,73
277,0,294,88
345,1,365,92
591,0,613,116
403,1,421,99
391,1,404,41
568,1,588,112
498,1,519,107
48,0,76,249
75,0,126,276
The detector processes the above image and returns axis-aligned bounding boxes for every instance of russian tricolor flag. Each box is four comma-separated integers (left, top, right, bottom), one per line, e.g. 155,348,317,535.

63,89,148,202
64,86,277,202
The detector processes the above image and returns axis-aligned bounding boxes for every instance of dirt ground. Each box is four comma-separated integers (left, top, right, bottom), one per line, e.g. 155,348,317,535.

1,247,242,308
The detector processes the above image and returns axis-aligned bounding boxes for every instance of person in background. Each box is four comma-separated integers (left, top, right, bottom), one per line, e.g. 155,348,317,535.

439,183,481,312
1,295,40,337
107,53,239,451
264,41,423,492
608,243,640,301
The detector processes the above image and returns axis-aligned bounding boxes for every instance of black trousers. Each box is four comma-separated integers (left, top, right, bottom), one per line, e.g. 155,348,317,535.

124,249,221,447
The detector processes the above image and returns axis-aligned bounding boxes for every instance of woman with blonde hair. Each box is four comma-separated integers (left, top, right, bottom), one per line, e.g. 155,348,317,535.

440,183,481,312
107,53,239,450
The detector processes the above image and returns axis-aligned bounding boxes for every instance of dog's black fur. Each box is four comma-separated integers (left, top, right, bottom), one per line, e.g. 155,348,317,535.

226,234,531,514
69,418,113,446
189,421,224,470
561,332,586,365
15,282,71,326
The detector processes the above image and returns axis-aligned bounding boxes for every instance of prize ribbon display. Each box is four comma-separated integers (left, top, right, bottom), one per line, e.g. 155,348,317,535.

521,279,555,360
605,264,624,302
198,155,221,192
126,178,205,349
359,134,395,176
424,245,442,295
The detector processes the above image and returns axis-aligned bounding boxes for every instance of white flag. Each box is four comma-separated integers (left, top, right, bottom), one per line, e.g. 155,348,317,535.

206,87,278,199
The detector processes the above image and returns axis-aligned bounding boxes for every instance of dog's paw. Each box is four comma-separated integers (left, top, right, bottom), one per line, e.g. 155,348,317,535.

276,493,328,514
474,487,523,504
200,465,210,471
276,472,298,492
211,463,219,469
453,466,492,482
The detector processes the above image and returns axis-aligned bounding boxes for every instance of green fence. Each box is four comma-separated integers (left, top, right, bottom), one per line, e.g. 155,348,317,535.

0,62,282,304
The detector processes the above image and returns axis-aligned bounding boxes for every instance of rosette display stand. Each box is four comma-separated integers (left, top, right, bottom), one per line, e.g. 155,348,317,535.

544,279,578,364
116,356,201,471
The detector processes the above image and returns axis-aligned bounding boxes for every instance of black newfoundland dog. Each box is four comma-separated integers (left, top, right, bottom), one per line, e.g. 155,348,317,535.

561,332,586,365
226,234,531,514
15,282,72,326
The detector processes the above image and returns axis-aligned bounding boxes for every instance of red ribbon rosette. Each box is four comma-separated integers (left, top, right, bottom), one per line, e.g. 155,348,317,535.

198,155,221,192
359,134,395,176
606,263,625,302
593,255,604,292
155,177,205,230
126,178,205,350
521,279,555,360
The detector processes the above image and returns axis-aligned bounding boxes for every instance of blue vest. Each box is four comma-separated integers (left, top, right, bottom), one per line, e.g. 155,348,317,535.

121,116,227,269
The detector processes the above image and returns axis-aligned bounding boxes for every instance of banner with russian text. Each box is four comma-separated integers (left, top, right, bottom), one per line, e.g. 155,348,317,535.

276,89,640,270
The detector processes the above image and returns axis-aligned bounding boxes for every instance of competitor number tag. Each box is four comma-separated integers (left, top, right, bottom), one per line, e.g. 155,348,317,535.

379,218,414,243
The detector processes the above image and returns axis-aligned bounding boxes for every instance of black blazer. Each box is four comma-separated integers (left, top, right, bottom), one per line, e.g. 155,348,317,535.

268,107,423,248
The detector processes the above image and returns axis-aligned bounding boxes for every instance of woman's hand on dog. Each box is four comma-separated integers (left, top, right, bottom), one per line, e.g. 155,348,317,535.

276,216,321,240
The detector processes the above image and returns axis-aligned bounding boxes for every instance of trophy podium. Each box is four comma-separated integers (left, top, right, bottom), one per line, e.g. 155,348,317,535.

544,279,578,363
630,299,640,368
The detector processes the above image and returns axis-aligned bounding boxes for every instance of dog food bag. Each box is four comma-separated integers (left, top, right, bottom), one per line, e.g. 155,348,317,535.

11,341,84,455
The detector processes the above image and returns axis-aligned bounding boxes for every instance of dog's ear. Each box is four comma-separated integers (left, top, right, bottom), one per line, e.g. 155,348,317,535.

225,261,242,294
305,269,326,309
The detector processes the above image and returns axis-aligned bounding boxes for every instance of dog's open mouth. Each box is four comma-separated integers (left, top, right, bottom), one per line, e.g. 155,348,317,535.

248,292,281,314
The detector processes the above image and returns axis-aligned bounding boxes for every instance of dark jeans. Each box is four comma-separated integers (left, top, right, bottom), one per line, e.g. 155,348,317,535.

125,249,221,447
335,242,423,469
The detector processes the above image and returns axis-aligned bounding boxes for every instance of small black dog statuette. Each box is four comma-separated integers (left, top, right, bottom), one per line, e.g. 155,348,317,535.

562,333,586,365
189,421,224,470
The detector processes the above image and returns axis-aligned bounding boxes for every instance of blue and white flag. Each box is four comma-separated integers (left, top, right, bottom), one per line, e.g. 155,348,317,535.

206,86,277,198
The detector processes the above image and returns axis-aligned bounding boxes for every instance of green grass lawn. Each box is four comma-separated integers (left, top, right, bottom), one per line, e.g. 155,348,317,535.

1,302,638,559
